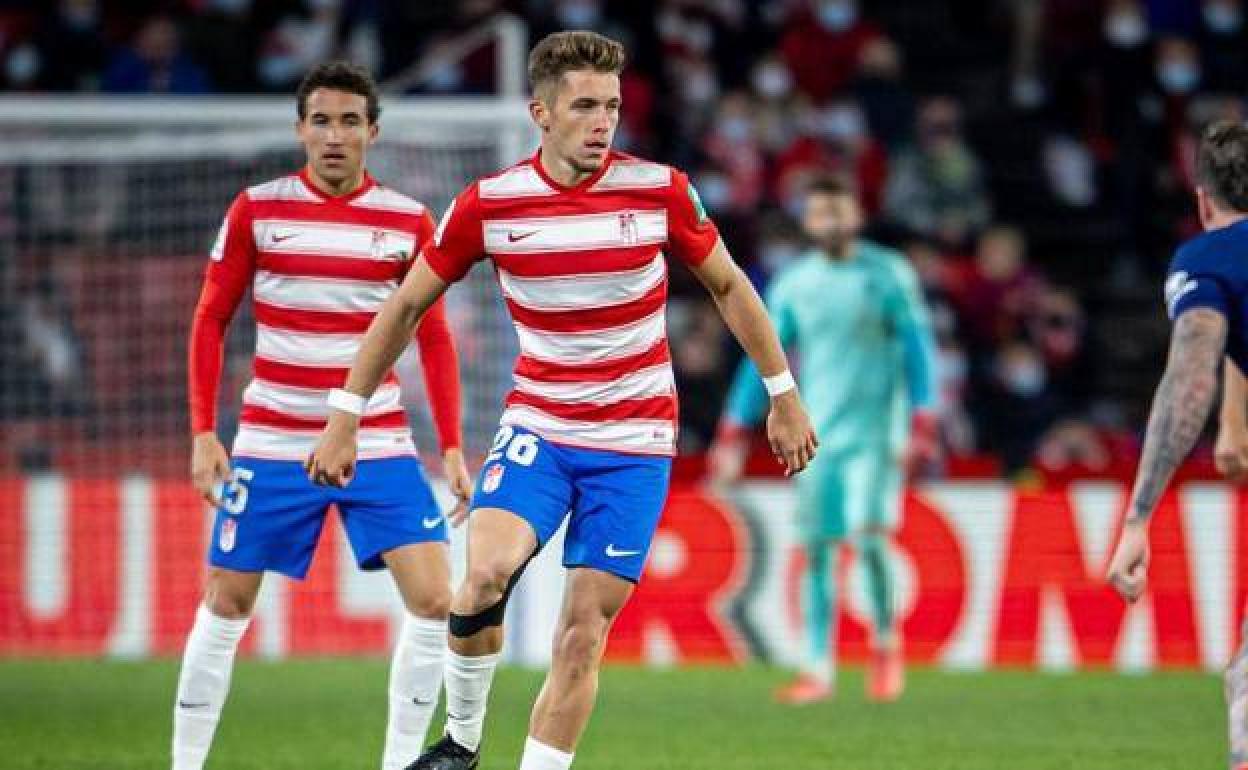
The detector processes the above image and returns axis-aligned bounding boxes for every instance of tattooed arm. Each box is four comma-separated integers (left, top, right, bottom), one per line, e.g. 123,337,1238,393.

1108,307,1227,601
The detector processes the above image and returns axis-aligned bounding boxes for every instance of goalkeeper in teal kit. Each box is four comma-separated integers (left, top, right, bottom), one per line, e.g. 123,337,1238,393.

712,175,939,704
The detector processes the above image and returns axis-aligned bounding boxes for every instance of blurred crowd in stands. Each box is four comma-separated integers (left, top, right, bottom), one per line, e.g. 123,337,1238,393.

3,0,1248,477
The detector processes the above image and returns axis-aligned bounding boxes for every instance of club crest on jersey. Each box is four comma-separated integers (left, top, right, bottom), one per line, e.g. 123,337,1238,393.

370,229,410,261
482,463,505,494
219,518,237,553
618,211,639,244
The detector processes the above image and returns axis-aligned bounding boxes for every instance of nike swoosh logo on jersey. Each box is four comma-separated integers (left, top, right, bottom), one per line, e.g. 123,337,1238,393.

422,516,444,529
605,544,641,558
507,230,539,242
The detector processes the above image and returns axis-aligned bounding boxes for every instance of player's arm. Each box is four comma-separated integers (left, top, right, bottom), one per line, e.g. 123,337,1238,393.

1108,306,1226,601
710,279,796,483
306,258,451,486
1216,357,1248,482
690,240,817,475
188,194,256,505
307,186,485,487
889,258,941,473
414,295,472,524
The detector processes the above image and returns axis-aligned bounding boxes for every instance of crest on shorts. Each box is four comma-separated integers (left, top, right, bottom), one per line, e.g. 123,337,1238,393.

482,464,505,494
219,518,237,553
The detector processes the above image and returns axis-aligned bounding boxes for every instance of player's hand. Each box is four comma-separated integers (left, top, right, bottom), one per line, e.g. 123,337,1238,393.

1107,519,1150,603
1215,418,1248,483
442,447,473,527
191,432,231,507
305,411,359,488
766,391,818,477
708,422,749,486
902,410,941,478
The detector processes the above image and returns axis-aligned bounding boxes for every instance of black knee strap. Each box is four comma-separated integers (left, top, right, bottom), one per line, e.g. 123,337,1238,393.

448,549,536,638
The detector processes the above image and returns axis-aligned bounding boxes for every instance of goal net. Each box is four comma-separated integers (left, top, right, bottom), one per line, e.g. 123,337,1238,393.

0,97,539,657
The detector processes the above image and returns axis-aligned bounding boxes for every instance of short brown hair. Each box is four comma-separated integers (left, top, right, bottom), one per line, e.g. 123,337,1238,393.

1197,120,1248,213
296,61,381,124
806,173,857,199
528,30,626,102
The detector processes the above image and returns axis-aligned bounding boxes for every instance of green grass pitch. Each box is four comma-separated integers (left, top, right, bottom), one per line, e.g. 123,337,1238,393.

0,660,1227,769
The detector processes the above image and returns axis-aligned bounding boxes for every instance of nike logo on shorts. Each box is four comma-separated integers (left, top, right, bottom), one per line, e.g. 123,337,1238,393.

507,230,538,242
422,515,444,529
604,544,641,558
178,700,209,709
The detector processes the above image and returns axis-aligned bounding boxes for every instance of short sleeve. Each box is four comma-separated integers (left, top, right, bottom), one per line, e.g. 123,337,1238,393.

1166,245,1231,321
665,169,720,267
423,184,486,283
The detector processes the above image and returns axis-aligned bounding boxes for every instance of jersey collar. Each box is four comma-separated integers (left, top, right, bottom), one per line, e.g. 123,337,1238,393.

298,167,376,204
529,148,614,194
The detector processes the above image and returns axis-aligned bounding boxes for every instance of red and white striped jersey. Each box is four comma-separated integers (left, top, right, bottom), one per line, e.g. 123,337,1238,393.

424,151,719,456
189,169,462,461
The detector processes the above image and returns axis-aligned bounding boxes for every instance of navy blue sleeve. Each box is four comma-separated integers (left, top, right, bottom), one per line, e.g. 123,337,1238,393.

1165,239,1233,321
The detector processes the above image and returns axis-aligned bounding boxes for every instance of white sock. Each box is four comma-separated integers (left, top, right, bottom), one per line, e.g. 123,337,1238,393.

443,649,501,752
172,605,251,770
382,615,447,770
518,736,574,770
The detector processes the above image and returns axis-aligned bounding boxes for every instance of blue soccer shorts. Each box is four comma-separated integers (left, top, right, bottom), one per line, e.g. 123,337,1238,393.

208,455,447,580
468,424,673,583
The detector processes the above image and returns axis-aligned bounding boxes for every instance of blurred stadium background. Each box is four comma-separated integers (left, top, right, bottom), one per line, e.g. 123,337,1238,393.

1,0,1245,767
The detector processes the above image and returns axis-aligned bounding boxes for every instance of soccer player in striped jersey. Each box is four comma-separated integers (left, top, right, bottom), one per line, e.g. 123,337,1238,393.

175,62,472,770
307,30,817,770
1106,120,1248,770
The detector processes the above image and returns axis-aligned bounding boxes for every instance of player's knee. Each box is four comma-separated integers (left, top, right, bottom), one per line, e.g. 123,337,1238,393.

404,584,452,620
203,584,255,619
553,616,610,679
462,561,516,611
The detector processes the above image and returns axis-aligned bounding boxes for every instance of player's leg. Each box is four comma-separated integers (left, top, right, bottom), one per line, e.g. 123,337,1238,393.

517,448,670,769
778,452,843,704
1226,623,1248,769
412,427,574,769
381,543,452,770
850,447,905,702
333,456,456,770
172,567,261,770
523,568,633,769
173,458,329,770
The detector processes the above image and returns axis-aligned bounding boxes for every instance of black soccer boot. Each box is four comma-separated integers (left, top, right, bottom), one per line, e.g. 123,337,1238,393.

404,734,480,770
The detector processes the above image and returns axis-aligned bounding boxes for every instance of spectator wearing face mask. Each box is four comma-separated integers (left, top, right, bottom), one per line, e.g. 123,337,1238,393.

772,100,888,215
26,0,109,91
853,37,914,151
780,0,881,103
882,96,990,248
102,14,211,94
701,92,767,216
1197,0,1248,91
977,340,1060,476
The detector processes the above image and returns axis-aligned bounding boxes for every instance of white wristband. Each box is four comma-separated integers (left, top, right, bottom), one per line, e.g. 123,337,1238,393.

327,388,367,416
763,370,796,397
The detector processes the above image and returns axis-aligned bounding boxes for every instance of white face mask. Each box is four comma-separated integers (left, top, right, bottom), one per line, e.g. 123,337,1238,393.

719,116,753,143
1157,59,1200,93
816,0,858,32
683,70,718,105
752,63,793,99
1104,12,1148,47
1204,1,1243,33
6,43,39,85
819,105,865,141
693,173,731,212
